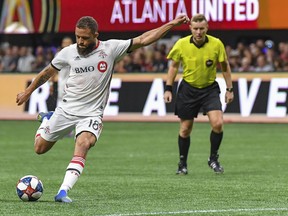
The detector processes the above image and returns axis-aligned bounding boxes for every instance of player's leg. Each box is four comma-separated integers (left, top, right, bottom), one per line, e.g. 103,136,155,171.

55,116,102,203
34,112,56,154
174,80,199,175
207,110,224,173
176,119,193,175
202,82,224,173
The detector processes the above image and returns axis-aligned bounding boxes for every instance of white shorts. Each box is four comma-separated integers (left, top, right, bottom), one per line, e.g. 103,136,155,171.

41,107,103,142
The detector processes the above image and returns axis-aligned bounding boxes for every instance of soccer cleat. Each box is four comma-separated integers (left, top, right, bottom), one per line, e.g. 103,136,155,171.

54,190,72,203
37,111,54,122
208,155,224,174
176,162,188,175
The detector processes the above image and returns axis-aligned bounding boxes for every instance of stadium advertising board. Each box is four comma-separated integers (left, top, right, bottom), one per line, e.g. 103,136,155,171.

1,0,288,33
1,74,287,122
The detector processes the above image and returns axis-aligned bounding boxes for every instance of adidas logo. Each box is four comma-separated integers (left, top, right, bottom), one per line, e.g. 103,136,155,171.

74,56,81,60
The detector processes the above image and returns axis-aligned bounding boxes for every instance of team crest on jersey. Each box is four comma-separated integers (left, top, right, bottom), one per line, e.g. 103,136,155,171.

99,50,108,59
44,126,50,134
98,61,108,73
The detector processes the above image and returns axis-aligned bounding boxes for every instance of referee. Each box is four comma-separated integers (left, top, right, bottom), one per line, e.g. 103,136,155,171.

164,14,234,175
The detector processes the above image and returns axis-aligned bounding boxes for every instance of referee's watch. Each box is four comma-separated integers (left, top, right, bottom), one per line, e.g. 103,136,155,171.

226,87,233,93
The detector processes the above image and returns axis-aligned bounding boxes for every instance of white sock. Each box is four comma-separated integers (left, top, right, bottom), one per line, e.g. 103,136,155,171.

58,156,86,193
35,118,48,139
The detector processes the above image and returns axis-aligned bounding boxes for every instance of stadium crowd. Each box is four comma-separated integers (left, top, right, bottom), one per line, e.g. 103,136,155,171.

0,38,288,73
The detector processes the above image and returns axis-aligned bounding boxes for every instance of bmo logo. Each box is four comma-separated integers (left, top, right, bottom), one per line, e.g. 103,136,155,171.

98,61,108,73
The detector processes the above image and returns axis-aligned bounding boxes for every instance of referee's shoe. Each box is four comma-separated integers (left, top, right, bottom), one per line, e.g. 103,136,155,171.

208,154,224,174
176,161,188,175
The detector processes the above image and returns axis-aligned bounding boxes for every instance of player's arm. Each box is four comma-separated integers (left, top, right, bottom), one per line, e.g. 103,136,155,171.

129,14,189,52
220,59,234,104
16,64,58,106
164,60,180,103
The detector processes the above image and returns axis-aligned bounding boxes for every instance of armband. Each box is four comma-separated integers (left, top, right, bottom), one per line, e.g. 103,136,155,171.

165,85,173,92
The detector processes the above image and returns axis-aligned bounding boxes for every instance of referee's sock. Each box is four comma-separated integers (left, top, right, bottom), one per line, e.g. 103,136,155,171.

210,131,223,158
178,135,190,165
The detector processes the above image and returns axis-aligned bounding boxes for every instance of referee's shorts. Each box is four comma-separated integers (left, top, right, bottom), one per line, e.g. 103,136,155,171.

175,80,222,119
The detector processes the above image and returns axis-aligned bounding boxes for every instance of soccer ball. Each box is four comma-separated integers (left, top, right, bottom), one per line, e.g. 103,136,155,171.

16,175,44,201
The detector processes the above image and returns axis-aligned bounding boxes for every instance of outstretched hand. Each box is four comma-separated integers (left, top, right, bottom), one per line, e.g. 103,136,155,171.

173,14,190,26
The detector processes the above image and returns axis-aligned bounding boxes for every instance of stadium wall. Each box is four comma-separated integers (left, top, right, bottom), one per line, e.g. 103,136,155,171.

1,73,288,123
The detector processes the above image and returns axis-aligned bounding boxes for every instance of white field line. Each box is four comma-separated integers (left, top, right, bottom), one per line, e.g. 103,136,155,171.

97,208,288,216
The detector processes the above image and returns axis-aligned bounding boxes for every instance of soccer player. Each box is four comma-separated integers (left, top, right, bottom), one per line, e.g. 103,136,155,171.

16,15,190,202
163,14,234,175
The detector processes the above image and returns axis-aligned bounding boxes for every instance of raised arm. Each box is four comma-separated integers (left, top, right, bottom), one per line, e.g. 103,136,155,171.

129,14,189,52
16,64,58,106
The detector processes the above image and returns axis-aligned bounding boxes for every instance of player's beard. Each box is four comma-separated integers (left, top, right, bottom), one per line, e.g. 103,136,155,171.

77,41,96,56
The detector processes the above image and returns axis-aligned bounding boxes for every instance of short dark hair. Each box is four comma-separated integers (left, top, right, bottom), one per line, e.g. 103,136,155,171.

76,16,98,33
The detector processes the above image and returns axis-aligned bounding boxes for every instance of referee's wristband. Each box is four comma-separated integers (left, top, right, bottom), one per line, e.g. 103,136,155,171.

226,87,233,93
165,85,173,92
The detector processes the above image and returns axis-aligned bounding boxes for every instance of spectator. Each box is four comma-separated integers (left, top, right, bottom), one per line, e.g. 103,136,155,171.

129,49,146,72
278,42,286,56
283,62,288,71
143,49,154,71
114,58,127,73
238,57,255,72
35,45,45,56
45,48,55,64
152,50,168,72
0,48,4,72
265,48,276,65
280,42,288,63
228,50,240,72
1,46,12,72
273,57,284,71
250,43,263,66
122,55,134,72
158,43,167,56
17,46,36,72
33,53,46,72
2,45,19,72
256,39,266,54
254,55,274,72
225,45,232,57
236,41,246,58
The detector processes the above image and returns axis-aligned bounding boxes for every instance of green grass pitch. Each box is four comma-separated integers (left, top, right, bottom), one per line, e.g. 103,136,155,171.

0,120,288,216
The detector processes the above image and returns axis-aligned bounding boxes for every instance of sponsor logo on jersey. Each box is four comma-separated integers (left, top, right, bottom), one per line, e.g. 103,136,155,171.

98,61,107,73
99,50,108,59
75,66,95,73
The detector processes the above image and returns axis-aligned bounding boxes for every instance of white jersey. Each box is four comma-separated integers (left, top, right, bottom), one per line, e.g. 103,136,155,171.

51,39,132,117
57,65,70,104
